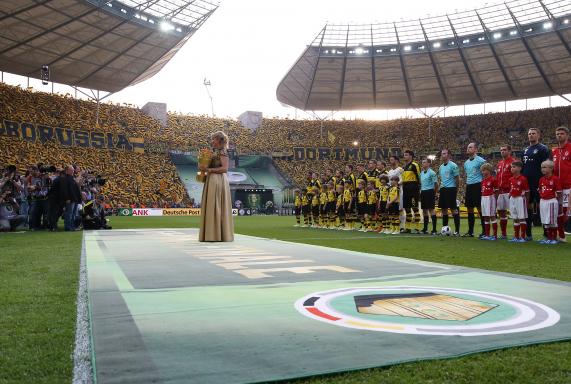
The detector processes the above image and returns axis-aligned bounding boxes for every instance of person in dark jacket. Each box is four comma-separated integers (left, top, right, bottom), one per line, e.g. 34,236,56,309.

46,169,63,231
60,165,82,231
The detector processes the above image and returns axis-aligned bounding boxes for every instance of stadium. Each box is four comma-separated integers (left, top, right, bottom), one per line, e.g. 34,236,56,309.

1,0,570,383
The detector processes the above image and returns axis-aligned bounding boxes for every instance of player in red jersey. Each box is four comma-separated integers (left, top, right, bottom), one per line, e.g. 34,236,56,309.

538,160,562,244
552,126,571,242
508,161,529,242
480,163,498,240
496,144,515,239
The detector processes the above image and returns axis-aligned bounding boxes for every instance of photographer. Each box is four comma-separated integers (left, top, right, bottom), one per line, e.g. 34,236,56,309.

27,165,53,230
1,165,23,202
82,195,111,230
0,185,26,231
75,169,107,229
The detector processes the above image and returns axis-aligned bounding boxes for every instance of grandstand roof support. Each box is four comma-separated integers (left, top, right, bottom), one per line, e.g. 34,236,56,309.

338,26,350,109
538,0,571,56
370,25,377,106
419,20,449,106
475,12,517,98
505,5,556,95
446,15,483,103
394,23,413,107
304,27,326,110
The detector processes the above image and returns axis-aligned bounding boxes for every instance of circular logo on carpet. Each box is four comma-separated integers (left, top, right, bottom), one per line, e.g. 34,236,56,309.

294,286,560,336
228,172,247,183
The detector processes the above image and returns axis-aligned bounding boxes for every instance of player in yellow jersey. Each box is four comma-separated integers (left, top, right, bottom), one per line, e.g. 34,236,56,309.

356,179,367,231
366,180,378,231
344,164,357,191
343,179,354,230
301,188,310,227
377,175,390,233
335,184,345,229
387,176,401,234
402,150,422,233
325,169,337,192
310,186,320,228
293,189,302,226
319,186,328,228
308,172,322,193
326,183,337,228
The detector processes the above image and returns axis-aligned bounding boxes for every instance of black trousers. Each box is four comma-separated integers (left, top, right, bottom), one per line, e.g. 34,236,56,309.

47,200,63,230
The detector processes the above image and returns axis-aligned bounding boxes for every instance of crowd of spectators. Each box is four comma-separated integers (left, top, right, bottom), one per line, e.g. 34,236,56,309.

0,83,189,210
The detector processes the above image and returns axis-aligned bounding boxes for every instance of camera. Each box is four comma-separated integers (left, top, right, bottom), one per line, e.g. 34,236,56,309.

39,165,56,174
89,176,106,186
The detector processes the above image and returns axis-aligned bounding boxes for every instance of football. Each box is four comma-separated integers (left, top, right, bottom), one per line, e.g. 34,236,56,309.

441,226,452,236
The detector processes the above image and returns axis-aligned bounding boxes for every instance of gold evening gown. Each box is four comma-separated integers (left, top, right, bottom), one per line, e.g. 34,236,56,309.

199,148,234,241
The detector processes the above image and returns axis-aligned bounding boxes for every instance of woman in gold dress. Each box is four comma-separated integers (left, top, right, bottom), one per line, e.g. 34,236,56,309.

199,131,234,242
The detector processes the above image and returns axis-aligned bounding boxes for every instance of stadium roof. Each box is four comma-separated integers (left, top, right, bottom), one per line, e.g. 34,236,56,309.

0,0,218,93
277,0,571,111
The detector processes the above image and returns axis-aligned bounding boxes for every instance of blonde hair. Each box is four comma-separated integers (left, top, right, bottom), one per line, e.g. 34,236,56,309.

541,160,554,169
480,163,493,173
211,131,229,148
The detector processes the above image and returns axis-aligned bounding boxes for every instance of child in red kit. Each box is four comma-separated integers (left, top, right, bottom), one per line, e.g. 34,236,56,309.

538,160,562,244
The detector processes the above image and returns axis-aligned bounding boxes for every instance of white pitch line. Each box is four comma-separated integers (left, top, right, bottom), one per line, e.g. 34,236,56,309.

72,234,93,384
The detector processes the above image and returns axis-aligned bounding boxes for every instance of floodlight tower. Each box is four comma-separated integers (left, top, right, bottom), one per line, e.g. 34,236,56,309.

203,78,214,117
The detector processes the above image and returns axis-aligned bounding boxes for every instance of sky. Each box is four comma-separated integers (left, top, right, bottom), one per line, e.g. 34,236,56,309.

4,0,570,120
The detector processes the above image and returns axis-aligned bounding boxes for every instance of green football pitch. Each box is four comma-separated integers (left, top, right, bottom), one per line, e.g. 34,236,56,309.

1,216,569,384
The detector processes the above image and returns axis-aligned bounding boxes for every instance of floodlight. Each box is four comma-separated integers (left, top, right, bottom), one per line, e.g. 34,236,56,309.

41,65,49,85
404,45,411,51
564,19,569,24
543,22,553,29
433,42,441,48
355,47,364,54
462,39,470,44
160,21,174,31
510,30,517,35
493,32,501,39
353,141,359,146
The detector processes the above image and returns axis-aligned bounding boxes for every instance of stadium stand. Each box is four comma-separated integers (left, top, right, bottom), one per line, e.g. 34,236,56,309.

0,83,188,209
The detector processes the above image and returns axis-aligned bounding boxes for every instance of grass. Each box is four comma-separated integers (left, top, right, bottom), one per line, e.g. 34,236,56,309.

0,231,82,384
0,215,569,383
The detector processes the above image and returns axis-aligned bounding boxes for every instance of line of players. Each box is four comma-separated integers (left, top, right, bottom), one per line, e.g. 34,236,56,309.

292,126,570,243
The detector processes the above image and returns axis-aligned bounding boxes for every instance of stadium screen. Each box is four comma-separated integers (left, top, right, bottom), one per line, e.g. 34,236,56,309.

234,189,273,210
